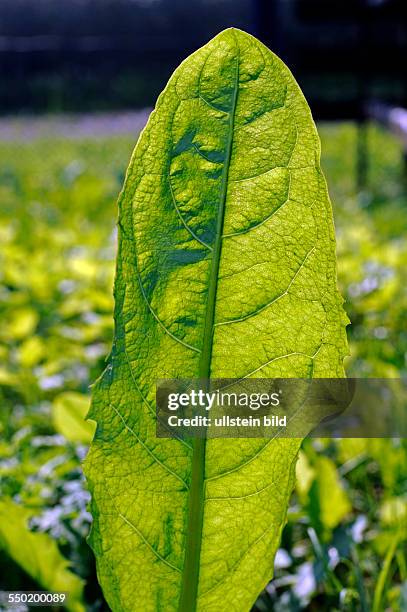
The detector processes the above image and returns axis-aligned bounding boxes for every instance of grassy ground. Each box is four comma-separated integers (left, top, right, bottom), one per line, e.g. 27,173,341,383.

0,123,406,611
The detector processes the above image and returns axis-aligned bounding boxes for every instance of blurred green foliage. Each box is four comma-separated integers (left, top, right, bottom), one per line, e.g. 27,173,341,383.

0,137,133,610
0,124,406,611
0,499,85,612
320,123,407,378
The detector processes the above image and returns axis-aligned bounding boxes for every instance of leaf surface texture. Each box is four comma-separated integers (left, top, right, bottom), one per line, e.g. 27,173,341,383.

85,28,348,612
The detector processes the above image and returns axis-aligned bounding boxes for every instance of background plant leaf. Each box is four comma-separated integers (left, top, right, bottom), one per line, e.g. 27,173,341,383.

52,391,95,444
0,498,85,612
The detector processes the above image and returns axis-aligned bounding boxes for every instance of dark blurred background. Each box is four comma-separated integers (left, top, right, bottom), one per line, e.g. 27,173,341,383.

1,2,407,611
1,0,406,118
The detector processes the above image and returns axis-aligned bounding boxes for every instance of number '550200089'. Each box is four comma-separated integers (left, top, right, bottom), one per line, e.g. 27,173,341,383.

0,591,67,607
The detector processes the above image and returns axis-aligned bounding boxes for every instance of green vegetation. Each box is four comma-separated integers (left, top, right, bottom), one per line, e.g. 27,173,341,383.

0,119,406,610
85,29,348,612
0,136,128,610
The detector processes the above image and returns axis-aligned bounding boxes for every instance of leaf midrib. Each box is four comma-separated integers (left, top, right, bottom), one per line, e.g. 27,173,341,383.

178,35,240,612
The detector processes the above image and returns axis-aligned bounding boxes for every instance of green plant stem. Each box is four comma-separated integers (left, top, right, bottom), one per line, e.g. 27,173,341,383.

372,531,400,612
178,33,240,612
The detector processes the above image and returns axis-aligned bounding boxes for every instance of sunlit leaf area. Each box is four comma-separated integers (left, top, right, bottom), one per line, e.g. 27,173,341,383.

0,123,406,610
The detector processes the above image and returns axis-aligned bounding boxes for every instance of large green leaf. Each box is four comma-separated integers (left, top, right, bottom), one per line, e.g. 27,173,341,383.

85,28,348,612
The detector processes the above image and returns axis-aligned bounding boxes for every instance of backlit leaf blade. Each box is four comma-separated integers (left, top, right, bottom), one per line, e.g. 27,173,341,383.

84,28,348,612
